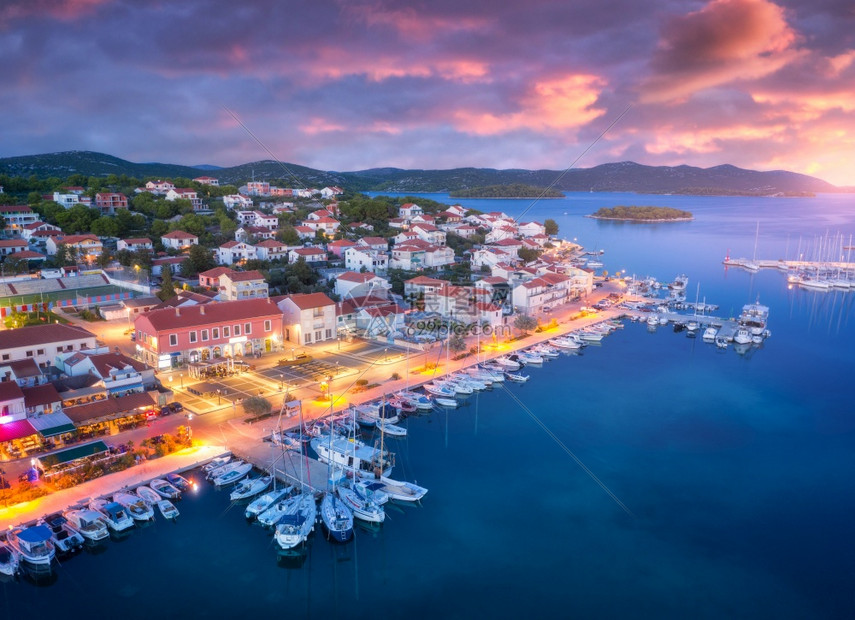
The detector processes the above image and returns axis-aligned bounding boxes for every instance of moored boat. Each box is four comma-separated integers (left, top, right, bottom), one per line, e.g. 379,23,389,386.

7,525,56,567
245,487,292,520
157,500,180,520
273,493,317,549
377,476,428,502
135,485,162,506
0,540,19,576
213,462,254,486
505,372,530,383
203,455,232,473
230,474,273,501
337,486,385,523
40,513,84,555
320,492,354,542
434,397,458,408
375,419,407,436
63,509,110,541
114,492,155,521
89,499,135,532
166,473,193,491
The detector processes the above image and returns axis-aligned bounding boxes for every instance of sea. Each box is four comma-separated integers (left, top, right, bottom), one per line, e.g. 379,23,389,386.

4,192,854,619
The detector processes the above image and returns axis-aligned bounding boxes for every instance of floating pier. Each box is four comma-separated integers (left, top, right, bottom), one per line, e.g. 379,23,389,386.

232,441,328,493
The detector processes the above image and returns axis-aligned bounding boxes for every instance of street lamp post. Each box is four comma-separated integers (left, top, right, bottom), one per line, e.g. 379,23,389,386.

217,389,221,405
280,374,284,391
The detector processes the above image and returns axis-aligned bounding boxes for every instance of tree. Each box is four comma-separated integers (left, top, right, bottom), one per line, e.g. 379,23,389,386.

242,396,272,418
96,249,114,269
278,225,300,245
91,216,119,237
544,219,559,235
513,314,538,335
449,332,467,353
157,268,178,301
181,244,215,277
3,255,28,275
518,248,542,263
54,243,76,267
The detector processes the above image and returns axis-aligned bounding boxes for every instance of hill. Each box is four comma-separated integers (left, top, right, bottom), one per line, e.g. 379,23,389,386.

0,151,840,196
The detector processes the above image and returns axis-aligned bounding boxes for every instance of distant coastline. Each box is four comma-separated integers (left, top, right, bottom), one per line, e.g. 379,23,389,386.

449,183,564,199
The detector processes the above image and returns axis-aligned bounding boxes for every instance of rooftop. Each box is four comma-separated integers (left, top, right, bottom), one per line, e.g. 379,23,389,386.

0,323,95,350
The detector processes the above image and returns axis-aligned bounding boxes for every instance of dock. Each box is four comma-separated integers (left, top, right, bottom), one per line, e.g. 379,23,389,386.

231,438,329,493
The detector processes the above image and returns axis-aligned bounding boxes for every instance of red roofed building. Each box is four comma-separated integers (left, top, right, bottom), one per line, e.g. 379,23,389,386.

277,293,336,345
0,205,39,236
95,192,129,214
117,238,153,252
198,266,235,289
134,298,284,367
327,239,358,258
220,270,268,301
0,239,29,256
161,231,199,250
193,176,220,186
45,234,103,262
334,271,391,299
288,247,327,264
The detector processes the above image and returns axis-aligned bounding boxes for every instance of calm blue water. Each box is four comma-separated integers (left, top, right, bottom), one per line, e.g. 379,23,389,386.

3,193,855,618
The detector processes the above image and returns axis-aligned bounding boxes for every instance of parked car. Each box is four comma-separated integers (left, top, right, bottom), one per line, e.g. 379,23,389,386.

168,402,184,413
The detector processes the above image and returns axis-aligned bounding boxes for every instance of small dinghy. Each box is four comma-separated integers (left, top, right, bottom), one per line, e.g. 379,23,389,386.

157,500,180,520
135,486,162,506
166,473,193,491
505,372,530,383
150,478,181,499
230,475,272,501
435,397,458,408
375,419,407,437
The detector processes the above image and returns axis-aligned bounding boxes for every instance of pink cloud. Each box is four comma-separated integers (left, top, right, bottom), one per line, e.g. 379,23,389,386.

342,3,490,42
0,0,108,22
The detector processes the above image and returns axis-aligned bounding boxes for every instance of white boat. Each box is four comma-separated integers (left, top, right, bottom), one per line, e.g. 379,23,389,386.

396,391,433,410
213,462,254,486
531,345,559,358
166,473,193,491
739,302,770,336
148,478,181,499
751,335,764,344
157,500,180,520
258,495,299,527
686,320,699,332
7,525,56,567
346,479,390,505
320,492,354,543
646,315,659,326
245,487,292,519
440,379,472,395
715,337,728,349
423,382,456,398
493,356,521,370
114,492,156,521
702,326,717,342
41,513,85,555
375,419,407,436
733,327,752,345
337,486,385,523
230,474,272,501
90,499,135,532
63,509,110,541
435,397,458,408
517,351,543,365
577,331,604,342
311,435,394,479
473,366,505,381
377,476,428,503
274,493,317,549
203,455,232,473
206,459,246,481
505,373,530,383
0,541,19,576
135,486,162,506
550,336,582,350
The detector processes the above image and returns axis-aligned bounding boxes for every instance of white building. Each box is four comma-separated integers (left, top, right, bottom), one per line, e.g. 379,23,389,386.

254,239,290,261
288,247,327,263
343,247,388,272
0,323,97,369
117,238,153,252
161,231,199,250
217,241,257,265
220,270,269,301
278,292,337,345
224,194,254,210
334,271,391,300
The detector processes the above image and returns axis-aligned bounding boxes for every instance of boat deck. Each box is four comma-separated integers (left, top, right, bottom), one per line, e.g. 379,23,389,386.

629,310,742,341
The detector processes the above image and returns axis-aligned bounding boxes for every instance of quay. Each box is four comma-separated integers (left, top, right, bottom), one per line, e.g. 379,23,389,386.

724,257,855,272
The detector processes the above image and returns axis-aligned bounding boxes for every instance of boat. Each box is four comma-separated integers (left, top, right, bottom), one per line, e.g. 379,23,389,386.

148,478,181,499
346,479,390,505
258,495,300,527
517,351,543,365
273,493,317,549
271,431,301,449
389,397,417,414
0,540,19,576
751,335,764,344
686,320,699,332
505,372,530,383
550,336,582,350
320,491,354,542
206,459,246,481
89,499,135,532
669,274,689,292
646,315,659,326
715,337,728,349
157,500,180,520
530,345,559,358
114,492,155,521
396,391,433,410
733,327,752,345
40,513,84,555
375,418,407,436
702,326,717,342
213,462,254,486
166,473,193,491
576,331,604,342
441,379,473,395
7,525,56,567
135,486,162,506
493,356,521,370
63,509,110,541
337,485,385,523
423,382,456,398
230,474,272,501
203,455,232,473
245,487,292,519
434,397,458,408
311,434,394,479
739,302,770,336
376,476,428,503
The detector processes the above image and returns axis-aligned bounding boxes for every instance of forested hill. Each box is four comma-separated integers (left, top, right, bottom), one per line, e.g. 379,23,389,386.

0,151,840,196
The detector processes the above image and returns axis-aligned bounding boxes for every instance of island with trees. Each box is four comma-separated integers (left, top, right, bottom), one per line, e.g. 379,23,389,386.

588,206,693,222
450,184,563,198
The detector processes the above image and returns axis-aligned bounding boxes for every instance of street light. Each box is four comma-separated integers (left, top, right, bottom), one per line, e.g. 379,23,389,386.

217,389,221,405
279,374,284,390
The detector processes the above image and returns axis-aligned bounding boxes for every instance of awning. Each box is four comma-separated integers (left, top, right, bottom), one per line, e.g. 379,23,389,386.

28,411,76,437
38,440,109,469
0,419,38,443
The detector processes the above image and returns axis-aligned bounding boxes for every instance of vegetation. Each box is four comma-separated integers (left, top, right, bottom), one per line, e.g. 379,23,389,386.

450,184,563,198
518,248,542,263
513,314,538,335
157,268,178,301
448,332,467,353
242,396,273,418
590,206,693,221
544,218,559,235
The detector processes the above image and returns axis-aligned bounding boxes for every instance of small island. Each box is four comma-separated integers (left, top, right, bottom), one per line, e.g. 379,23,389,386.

588,206,693,221
450,183,564,198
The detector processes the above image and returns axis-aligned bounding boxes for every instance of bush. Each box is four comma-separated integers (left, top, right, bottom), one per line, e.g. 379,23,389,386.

390,372,401,380
356,379,368,387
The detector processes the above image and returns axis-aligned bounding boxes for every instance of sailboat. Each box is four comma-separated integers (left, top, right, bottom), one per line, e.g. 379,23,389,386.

743,222,761,271
319,381,354,543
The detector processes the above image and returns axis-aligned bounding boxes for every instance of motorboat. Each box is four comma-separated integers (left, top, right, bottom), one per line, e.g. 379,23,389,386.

346,479,390,505
530,345,559,358
715,337,728,349
388,397,416,414
686,320,700,332
337,486,385,523
751,335,764,344
311,435,394,479
114,492,155,521
0,541,19,576
89,499,135,532
396,391,434,410
273,493,317,550
258,495,299,527
320,492,354,542
157,500,180,520
505,372,530,383
493,356,521,370
441,379,473,395
733,328,752,345
375,419,407,437
40,513,84,555
63,509,110,541
646,314,659,326
213,462,254,486
166,473,193,491
576,331,604,342
445,376,481,392
517,351,543,365
203,455,232,473
148,478,180,500
423,382,456,398
549,336,581,350
7,525,56,567
434,397,458,408
739,302,770,335
135,486,162,506
245,487,292,520
206,459,246,481
230,474,272,501
702,326,717,341
377,476,428,503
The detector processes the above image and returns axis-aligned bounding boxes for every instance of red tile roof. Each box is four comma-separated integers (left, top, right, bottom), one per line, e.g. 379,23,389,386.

0,239,28,248
121,238,152,245
0,381,25,402
360,237,388,246
199,267,234,279
0,205,33,213
137,298,282,332
224,270,265,282
291,247,326,256
9,250,45,259
64,392,156,425
283,292,335,310
162,231,197,240
7,359,42,378
0,323,95,350
22,384,62,407
337,271,378,283
255,239,286,248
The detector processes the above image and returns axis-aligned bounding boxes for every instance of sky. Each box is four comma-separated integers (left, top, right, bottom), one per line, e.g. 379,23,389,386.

1,0,854,186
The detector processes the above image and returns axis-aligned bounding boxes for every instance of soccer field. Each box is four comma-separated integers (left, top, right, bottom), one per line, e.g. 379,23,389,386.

0,285,129,306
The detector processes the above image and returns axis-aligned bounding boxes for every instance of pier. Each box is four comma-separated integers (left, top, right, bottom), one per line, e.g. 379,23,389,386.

724,257,855,273
232,440,329,493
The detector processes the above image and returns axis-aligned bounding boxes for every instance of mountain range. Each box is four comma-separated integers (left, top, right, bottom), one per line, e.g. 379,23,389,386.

0,150,843,195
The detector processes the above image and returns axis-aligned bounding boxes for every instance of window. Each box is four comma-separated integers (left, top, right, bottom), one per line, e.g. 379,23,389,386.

1,354,8,361
325,329,332,339
212,327,219,339
201,329,209,342
315,330,322,341
223,326,230,338
26,350,33,357
169,334,178,346
234,325,241,336
304,332,311,343
189,331,197,343
55,347,62,354
244,322,251,335
264,320,271,332
37,348,45,355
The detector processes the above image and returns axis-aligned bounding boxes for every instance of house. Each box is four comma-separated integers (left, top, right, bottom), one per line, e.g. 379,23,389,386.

307,209,333,220
288,247,327,264
393,231,420,245
403,275,448,299
58,352,153,396
448,224,480,239
198,266,235,289
253,239,289,261
193,176,220,186
144,180,175,195
28,229,62,249
0,323,97,368
21,221,61,242
134,298,284,368
217,241,257,265
117,238,153,252
45,235,102,262
223,194,254,210
388,217,407,230
334,271,391,300
447,204,468,217
490,238,525,254
411,223,446,246
252,211,278,229
511,272,571,314
0,358,45,387
471,248,513,270
236,210,256,226
95,193,129,214
319,186,344,198
390,240,454,270
277,292,337,345
294,225,315,240
1,205,40,237
518,221,546,237
52,192,81,208
398,203,423,220
485,226,518,243
343,247,388,272
474,276,512,307
151,256,188,276
220,270,269,301
235,226,275,243
301,217,340,237
149,290,216,311
0,239,29,256
245,181,271,196
356,304,406,338
357,237,389,253
0,381,27,421
161,231,198,250
327,239,358,258
165,188,204,211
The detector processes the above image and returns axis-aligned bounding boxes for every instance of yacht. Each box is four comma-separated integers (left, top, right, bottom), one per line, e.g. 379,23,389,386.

375,418,407,437
320,492,354,543
434,397,458,408
150,478,182,499
0,540,19,576
337,486,385,523
423,383,456,398
213,462,253,486
549,336,582,350
206,459,247,481
493,356,521,370
7,525,56,567
702,326,718,342
311,434,394,479
245,487,292,520
230,475,272,501
396,391,433,410
577,331,604,342
346,479,390,505
258,495,299,527
738,302,770,336
114,492,155,521
733,328,753,345
63,509,110,541
274,493,317,549
89,499,135,532
517,351,544,365
40,513,84,555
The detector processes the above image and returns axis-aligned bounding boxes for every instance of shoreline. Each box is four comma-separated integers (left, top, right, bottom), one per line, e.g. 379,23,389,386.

585,215,694,222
